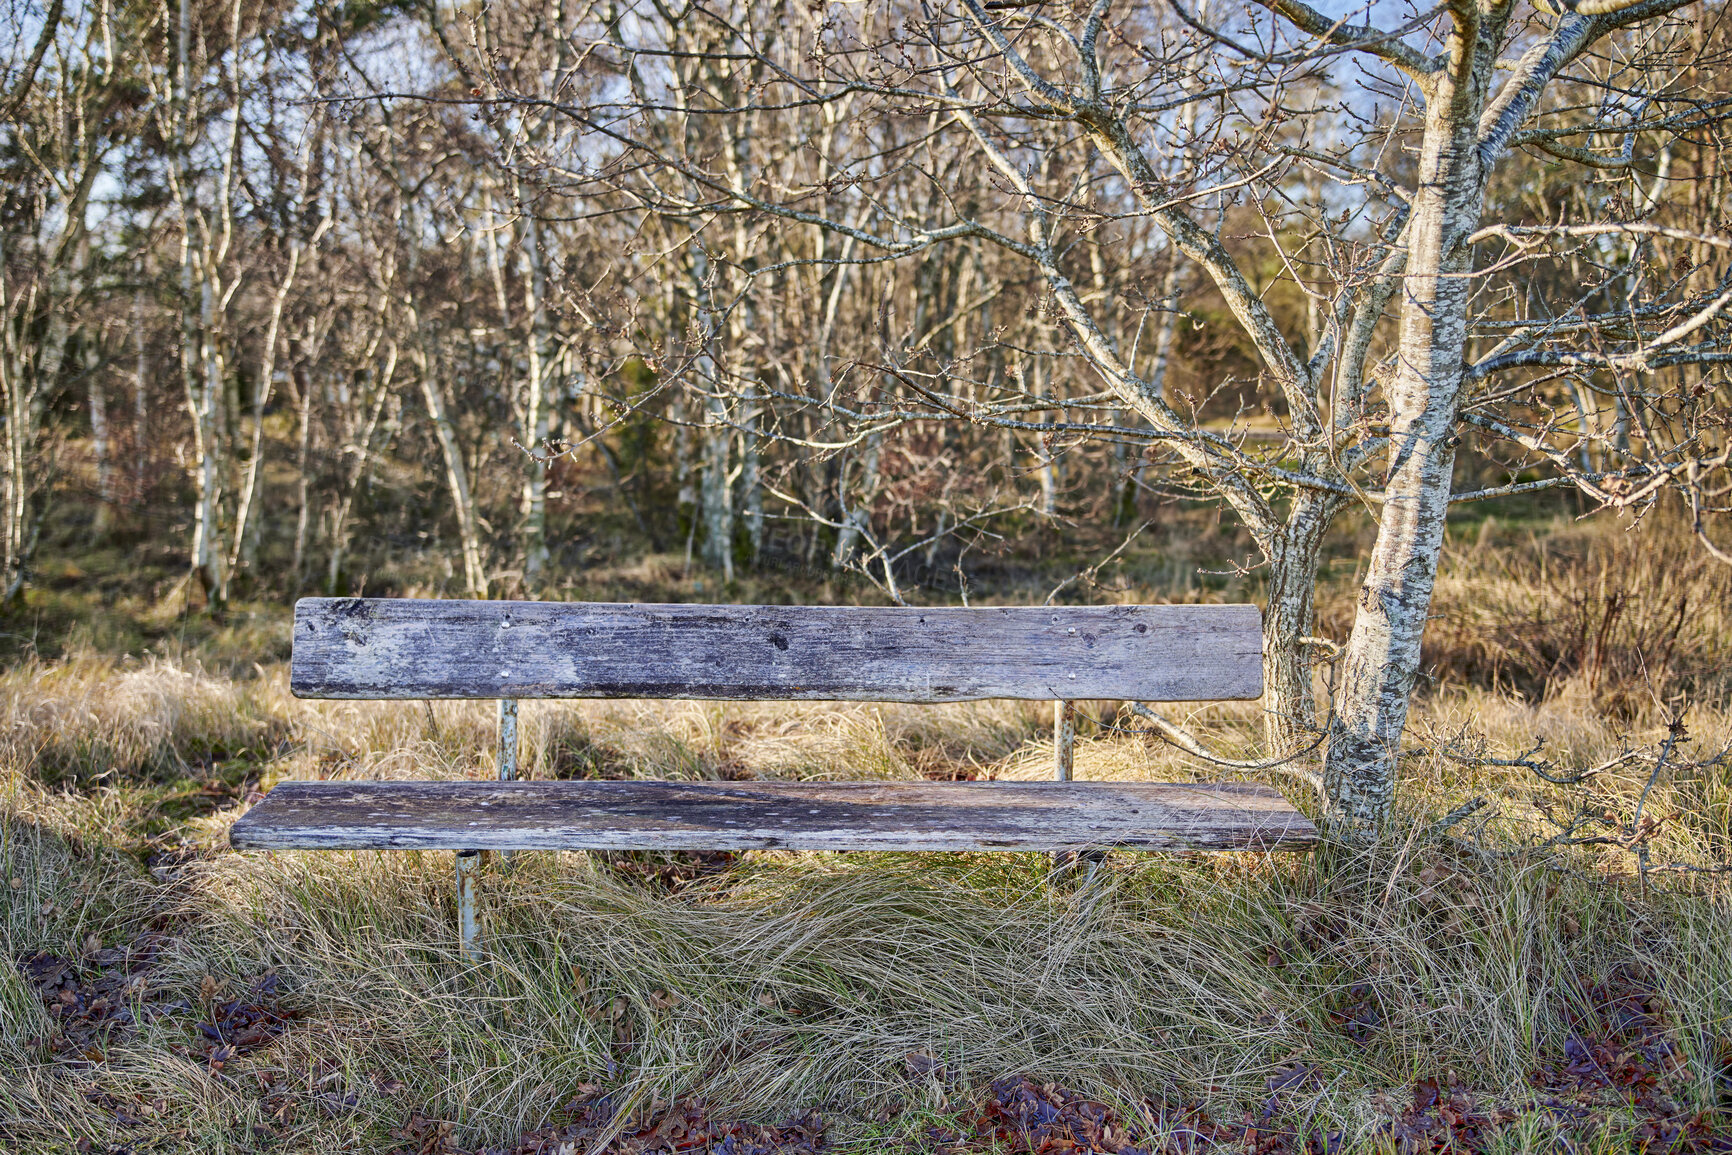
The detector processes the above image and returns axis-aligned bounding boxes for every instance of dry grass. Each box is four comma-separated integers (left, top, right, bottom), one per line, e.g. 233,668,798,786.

1422,512,1732,715
4,516,1732,1153
1,652,1729,1153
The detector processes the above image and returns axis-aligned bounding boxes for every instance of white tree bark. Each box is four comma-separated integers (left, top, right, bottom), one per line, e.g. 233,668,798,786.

517,195,551,587
1321,27,1493,829
415,336,487,598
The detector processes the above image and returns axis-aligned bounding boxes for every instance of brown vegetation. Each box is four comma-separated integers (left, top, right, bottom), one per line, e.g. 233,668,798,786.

3,519,1731,1153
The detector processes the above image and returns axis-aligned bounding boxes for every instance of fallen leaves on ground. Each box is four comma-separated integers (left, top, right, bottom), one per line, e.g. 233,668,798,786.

18,932,177,1064
190,972,296,1070
413,1092,827,1155
22,947,1732,1155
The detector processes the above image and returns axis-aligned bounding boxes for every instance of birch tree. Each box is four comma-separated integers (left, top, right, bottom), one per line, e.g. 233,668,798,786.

0,0,131,601
450,0,1729,826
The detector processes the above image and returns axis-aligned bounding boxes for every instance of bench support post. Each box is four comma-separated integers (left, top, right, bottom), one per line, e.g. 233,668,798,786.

455,849,481,961
1053,699,1075,781
1051,700,1077,880
497,700,519,869
498,699,519,780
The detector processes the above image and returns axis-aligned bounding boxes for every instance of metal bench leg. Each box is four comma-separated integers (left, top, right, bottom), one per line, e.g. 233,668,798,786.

455,849,482,961
497,699,519,869
1051,700,1078,881
498,699,519,782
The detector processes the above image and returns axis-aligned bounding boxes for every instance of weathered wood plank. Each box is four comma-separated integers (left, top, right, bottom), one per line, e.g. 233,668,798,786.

228,780,1315,853
290,599,1263,703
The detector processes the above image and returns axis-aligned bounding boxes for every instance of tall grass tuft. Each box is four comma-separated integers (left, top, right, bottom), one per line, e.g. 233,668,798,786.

1422,513,1732,714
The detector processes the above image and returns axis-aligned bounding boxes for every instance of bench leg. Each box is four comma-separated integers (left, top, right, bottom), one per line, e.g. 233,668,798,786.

497,699,519,869
498,699,519,781
1053,699,1075,782
1052,700,1078,878
455,849,482,962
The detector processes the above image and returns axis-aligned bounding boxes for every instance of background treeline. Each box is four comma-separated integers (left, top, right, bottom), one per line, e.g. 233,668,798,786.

3,0,1729,722
5,0,1304,607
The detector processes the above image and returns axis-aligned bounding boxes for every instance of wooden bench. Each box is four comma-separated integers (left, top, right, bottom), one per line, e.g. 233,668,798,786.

231,599,1316,958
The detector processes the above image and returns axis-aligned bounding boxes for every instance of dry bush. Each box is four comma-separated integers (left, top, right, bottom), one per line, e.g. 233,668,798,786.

1420,513,1732,715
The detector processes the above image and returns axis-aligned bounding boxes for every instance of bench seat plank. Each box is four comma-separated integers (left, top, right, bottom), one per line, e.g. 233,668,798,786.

290,599,1263,703
229,780,1316,853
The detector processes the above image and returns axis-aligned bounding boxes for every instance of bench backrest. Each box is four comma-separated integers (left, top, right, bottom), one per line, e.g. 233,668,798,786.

290,598,1263,703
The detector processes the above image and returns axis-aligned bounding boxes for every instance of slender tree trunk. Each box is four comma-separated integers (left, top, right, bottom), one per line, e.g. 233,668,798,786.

131,275,148,498
832,432,882,566
326,344,396,594
417,344,487,597
290,348,314,586
741,399,763,561
518,201,551,587
701,391,734,581
228,231,308,585
690,257,734,581
88,349,111,539
189,257,227,606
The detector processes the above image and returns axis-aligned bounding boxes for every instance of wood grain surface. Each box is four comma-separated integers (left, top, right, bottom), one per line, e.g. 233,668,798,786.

290,599,1263,703
228,779,1315,853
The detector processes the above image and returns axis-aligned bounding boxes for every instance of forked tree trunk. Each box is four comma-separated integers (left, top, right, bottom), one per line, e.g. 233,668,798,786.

325,346,396,594
832,432,882,567
1321,48,1490,831
228,229,309,585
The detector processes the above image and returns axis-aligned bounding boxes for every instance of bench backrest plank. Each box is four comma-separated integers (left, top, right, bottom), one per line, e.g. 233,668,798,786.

290,598,1263,703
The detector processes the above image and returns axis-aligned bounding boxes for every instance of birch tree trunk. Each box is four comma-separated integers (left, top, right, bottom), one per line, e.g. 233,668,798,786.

132,275,148,497
228,223,316,585
415,338,487,597
690,256,734,580
832,432,882,566
88,347,111,539
701,391,734,581
1261,499,1336,756
290,350,313,587
1321,36,1492,830
325,343,397,594
517,198,551,587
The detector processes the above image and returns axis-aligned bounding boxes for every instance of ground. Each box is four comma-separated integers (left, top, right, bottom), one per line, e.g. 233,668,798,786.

3,509,1732,1153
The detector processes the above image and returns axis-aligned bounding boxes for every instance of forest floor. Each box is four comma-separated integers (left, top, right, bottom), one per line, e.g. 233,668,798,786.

4,508,1732,1154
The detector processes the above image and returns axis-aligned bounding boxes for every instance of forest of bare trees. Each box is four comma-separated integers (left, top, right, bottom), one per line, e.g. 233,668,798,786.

4,0,1731,826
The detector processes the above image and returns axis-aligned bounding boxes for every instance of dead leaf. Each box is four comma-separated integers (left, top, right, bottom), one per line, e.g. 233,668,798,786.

369,1071,405,1095
905,1049,947,1080
1266,1063,1318,1093
649,988,683,1010
757,991,778,1009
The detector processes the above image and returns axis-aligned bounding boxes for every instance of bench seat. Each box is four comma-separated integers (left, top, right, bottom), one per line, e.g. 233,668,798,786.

230,779,1316,853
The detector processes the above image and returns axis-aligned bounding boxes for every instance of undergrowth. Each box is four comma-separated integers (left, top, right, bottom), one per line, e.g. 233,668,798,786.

1,512,1730,1153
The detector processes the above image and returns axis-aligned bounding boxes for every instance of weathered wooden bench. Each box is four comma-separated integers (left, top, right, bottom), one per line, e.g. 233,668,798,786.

231,599,1316,958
